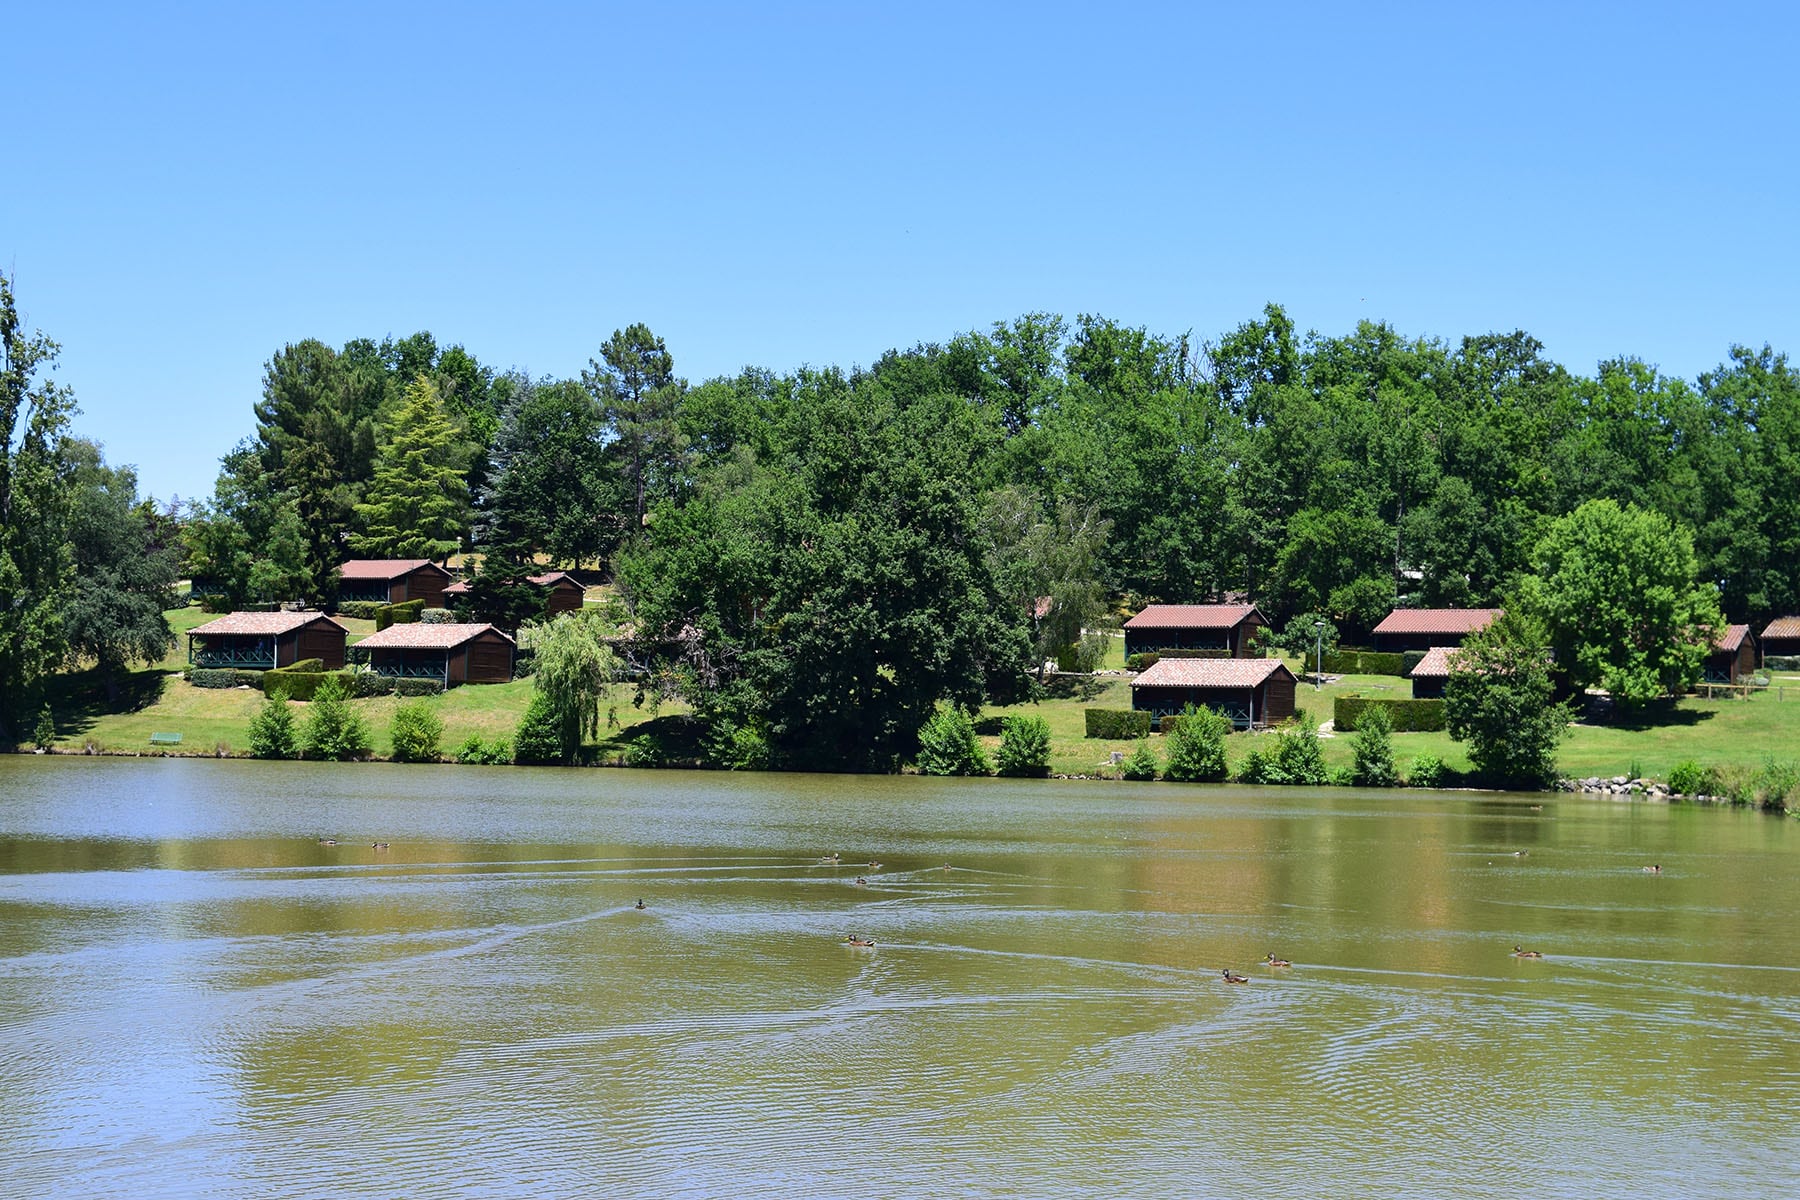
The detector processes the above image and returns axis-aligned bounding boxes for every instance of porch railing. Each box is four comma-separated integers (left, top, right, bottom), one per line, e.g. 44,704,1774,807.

191,640,276,669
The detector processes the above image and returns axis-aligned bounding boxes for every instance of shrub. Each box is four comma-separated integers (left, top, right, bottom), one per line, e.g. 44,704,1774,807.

393,677,445,697
513,693,564,764
1765,655,1800,672
622,733,664,768
335,600,384,621
300,676,372,761
996,715,1052,778
189,668,241,689
1236,747,1276,785
1333,695,1447,733
262,668,355,700
1401,649,1428,678
375,599,426,631
285,658,326,673
1272,712,1329,785
1084,708,1151,739
708,721,773,771
233,670,265,688
1125,652,1160,672
247,692,296,759
1754,758,1800,812
194,592,233,613
1349,704,1399,787
420,607,457,624
34,705,55,750
1407,754,1447,788
1667,759,1720,797
389,701,444,763
346,671,394,698
456,735,513,765
1321,649,1408,676
1162,704,1230,782
915,707,991,776
1121,740,1159,781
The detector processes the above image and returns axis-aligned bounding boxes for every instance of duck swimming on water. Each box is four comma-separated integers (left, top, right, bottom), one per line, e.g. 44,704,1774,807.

843,935,876,947
1222,968,1250,984
634,899,646,910
1512,945,1544,959
1264,954,1292,969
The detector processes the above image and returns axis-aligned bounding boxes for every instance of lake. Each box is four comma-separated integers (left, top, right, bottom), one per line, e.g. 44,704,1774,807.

2,757,1797,1198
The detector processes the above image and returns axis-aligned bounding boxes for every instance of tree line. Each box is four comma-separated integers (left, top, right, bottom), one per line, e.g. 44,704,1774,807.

5,267,1797,763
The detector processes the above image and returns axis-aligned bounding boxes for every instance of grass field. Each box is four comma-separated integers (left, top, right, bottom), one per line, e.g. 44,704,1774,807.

33,610,1800,787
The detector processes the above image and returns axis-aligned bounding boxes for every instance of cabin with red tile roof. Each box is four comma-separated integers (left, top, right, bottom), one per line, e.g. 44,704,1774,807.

354,623,516,686
1704,624,1756,684
1370,608,1501,653
187,612,349,670
1761,616,1800,661
336,559,453,607
1129,658,1297,728
442,571,584,617
1123,604,1268,660
1406,645,1462,699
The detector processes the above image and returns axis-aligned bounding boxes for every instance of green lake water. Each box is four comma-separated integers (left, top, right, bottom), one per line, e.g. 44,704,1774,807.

2,757,1797,1198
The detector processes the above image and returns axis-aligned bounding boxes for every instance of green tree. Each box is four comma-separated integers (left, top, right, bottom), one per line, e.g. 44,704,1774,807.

530,613,617,765
584,324,685,533
1517,499,1724,703
513,693,564,764
480,375,620,566
300,676,372,760
351,376,471,559
1271,712,1329,785
1162,703,1230,782
0,269,76,742
58,441,179,701
996,714,1051,777
1444,615,1569,788
915,707,991,776
248,691,297,759
34,705,56,750
1349,704,1398,787
388,701,445,763
1121,739,1159,781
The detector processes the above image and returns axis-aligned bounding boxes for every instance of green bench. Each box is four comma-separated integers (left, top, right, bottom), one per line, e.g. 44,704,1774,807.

148,732,183,747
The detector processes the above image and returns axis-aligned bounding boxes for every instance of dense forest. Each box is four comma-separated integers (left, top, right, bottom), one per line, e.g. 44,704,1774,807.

4,268,1798,763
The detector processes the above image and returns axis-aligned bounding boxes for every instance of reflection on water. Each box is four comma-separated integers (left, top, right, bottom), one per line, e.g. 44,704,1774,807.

2,757,1798,1198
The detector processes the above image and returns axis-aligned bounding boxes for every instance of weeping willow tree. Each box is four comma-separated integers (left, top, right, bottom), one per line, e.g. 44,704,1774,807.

530,613,617,764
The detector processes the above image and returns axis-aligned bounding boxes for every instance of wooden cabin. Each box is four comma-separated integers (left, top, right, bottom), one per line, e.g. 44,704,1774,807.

1370,608,1501,653
1129,658,1298,729
337,559,453,606
188,611,348,670
354,623,515,686
1123,604,1268,660
442,571,583,617
1704,624,1756,684
1407,645,1460,699
1761,616,1800,661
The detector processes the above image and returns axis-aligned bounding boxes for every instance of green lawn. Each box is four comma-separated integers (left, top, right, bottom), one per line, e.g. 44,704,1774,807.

38,611,1800,783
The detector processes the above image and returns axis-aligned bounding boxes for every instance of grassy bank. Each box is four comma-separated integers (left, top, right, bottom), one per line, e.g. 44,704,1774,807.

31,609,1800,789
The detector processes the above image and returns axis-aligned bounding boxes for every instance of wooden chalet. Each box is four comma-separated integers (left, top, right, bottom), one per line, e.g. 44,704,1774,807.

1704,624,1756,684
337,559,453,606
1130,658,1297,729
1407,645,1460,699
188,611,348,670
354,623,515,686
441,571,584,616
1123,604,1268,660
1370,608,1500,653
1762,616,1800,660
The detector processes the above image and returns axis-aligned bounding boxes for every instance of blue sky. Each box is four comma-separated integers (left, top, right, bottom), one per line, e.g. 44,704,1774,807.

8,2,1797,503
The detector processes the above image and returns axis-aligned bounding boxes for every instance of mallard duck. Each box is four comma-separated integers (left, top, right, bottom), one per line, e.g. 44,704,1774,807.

843,935,876,947
867,860,883,870
822,853,840,864
854,876,868,886
1222,968,1250,984
1512,945,1544,959
371,842,389,850
317,837,338,846
634,899,646,910
1643,864,1662,874
1511,850,1529,858
1264,954,1292,968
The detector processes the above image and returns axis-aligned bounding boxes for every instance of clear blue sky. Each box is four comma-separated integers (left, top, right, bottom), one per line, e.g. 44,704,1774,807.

8,2,1797,503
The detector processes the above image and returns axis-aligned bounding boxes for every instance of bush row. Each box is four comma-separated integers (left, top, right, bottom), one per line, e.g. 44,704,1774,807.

189,668,265,689
1320,649,1408,676
1084,708,1152,739
1766,655,1800,672
1333,695,1448,732
375,599,426,630
335,600,385,620
262,669,430,700
419,607,457,624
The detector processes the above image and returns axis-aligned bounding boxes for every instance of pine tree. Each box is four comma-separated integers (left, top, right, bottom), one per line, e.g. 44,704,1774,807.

351,376,471,560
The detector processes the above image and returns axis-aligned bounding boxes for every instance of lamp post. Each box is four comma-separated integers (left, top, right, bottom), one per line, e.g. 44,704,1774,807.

1313,620,1326,691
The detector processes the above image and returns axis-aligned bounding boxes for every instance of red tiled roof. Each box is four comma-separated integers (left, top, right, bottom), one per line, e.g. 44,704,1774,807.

337,559,446,581
1408,645,1468,679
442,581,471,595
354,623,514,650
1124,604,1265,630
1372,608,1501,636
528,571,581,588
1762,616,1800,640
190,611,347,637
1131,658,1293,688
1712,624,1750,654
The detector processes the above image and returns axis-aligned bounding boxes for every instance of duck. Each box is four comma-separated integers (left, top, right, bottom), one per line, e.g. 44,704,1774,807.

1264,954,1292,969
1643,864,1662,874
317,837,338,846
822,853,840,864
1512,945,1544,959
854,876,868,886
867,860,883,870
1511,850,1529,858
371,842,389,850
843,935,876,947
1222,968,1250,984
634,899,646,910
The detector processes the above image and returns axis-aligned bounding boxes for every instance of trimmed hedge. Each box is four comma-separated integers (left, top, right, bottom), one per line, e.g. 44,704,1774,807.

1401,649,1427,677
336,600,385,620
394,677,445,697
419,607,457,624
1085,708,1152,739
190,668,264,689
1126,652,1159,671
264,669,352,700
1321,649,1408,676
286,658,326,673
1767,655,1800,672
1334,694,1448,733
375,599,426,631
